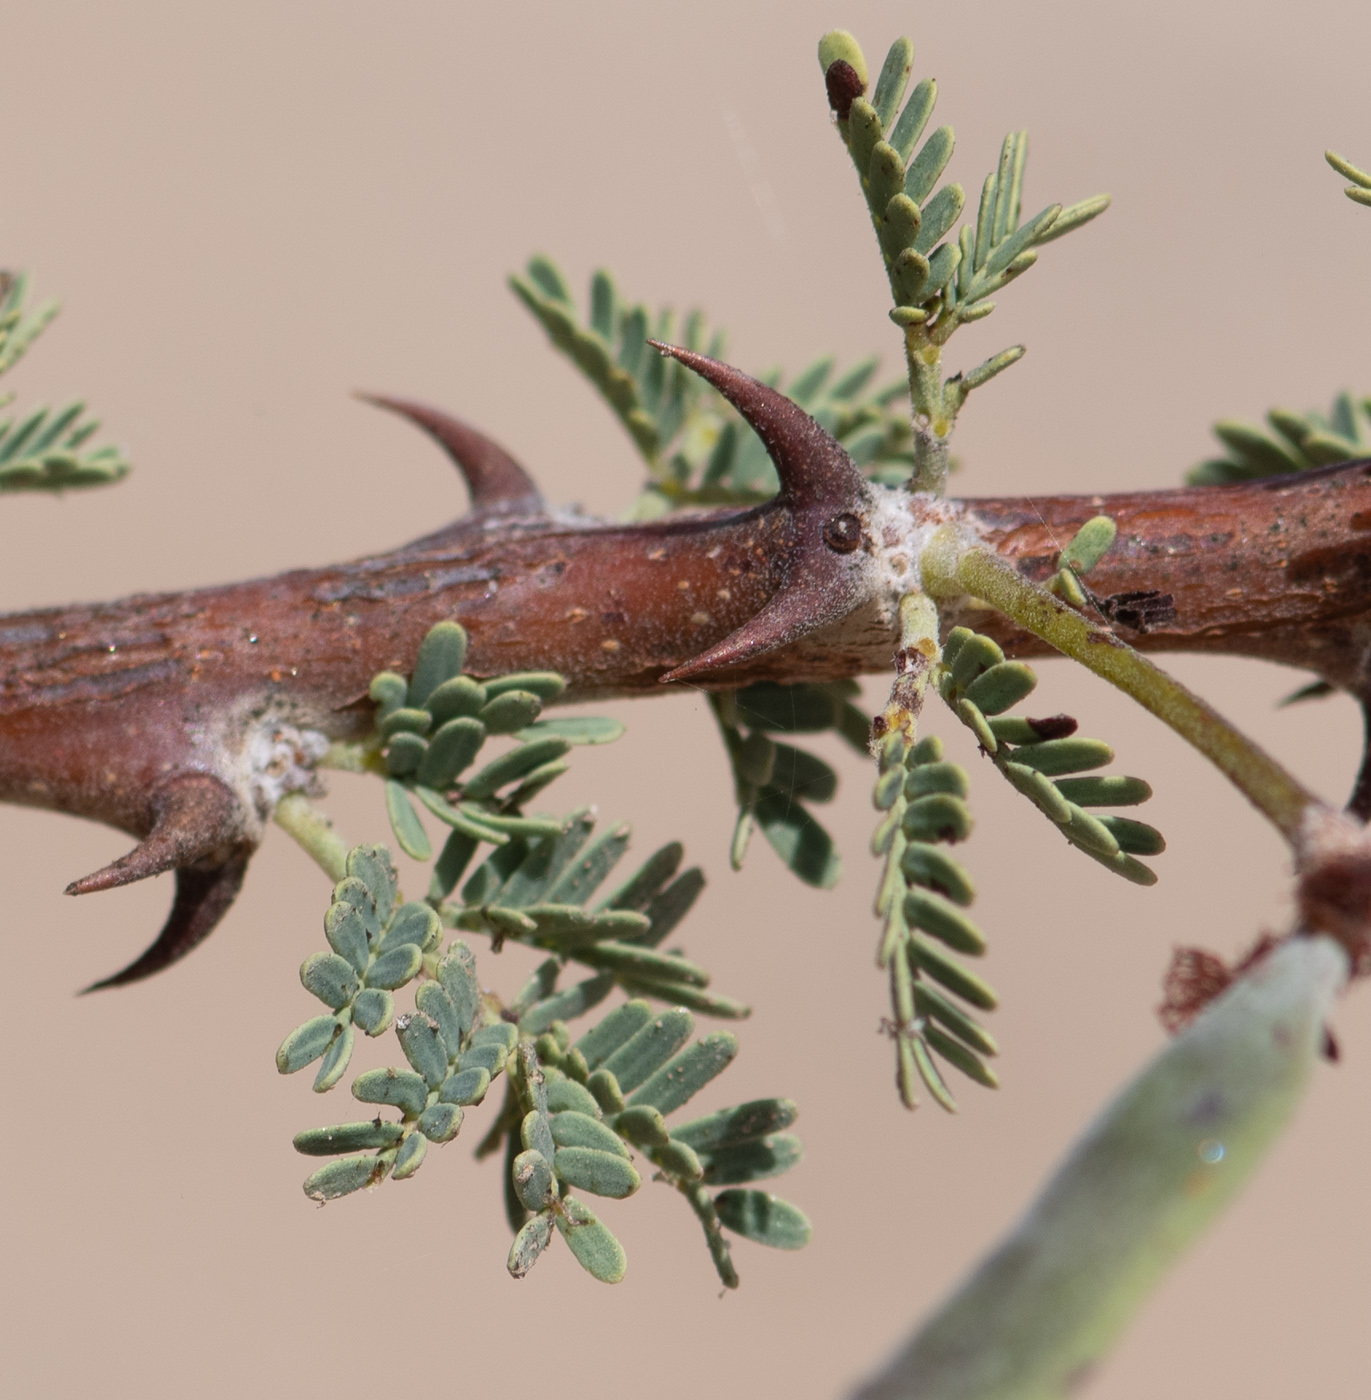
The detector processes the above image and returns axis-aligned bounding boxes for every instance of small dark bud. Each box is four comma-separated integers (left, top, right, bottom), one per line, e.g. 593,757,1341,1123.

823,511,864,553
1025,714,1078,741
824,60,865,120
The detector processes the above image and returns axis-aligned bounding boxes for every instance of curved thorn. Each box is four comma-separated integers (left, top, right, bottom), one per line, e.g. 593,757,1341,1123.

649,344,876,684
65,773,245,896
82,852,251,991
358,393,545,515
646,343,867,511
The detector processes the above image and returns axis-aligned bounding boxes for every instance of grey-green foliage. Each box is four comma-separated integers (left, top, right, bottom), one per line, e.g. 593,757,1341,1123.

280,623,804,1285
710,679,871,889
510,257,915,514
1327,149,1371,207
1188,390,1371,485
0,272,130,493
503,1011,809,1287
937,626,1164,887
819,31,1108,430
871,729,998,1111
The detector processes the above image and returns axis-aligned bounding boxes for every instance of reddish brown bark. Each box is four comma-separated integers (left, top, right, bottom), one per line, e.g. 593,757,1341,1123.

5,370,1368,983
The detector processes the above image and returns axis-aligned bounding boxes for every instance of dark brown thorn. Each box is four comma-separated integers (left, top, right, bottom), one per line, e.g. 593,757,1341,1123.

81,852,250,991
648,345,876,684
65,773,245,896
358,393,545,515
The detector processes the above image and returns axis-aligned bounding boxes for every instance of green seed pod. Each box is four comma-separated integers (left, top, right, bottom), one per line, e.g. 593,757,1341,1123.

384,731,427,777
352,1067,429,1116
902,793,973,843
1054,774,1153,808
479,690,544,735
949,633,1004,691
459,1042,508,1077
550,1111,631,1158
313,1020,355,1092
601,1008,695,1093
507,1210,555,1279
382,901,441,954
575,999,655,1068
714,1189,812,1250
425,675,487,725
908,733,944,766
628,1033,739,1115
1095,814,1166,855
587,1069,626,1115
378,707,432,740
904,888,987,955
396,1013,450,1088
368,671,407,721
299,951,360,1011
324,899,370,973
365,942,423,991
293,1120,405,1156
351,987,394,1038
276,1015,341,1075
438,1066,490,1106
1002,762,1074,823
462,737,571,800
436,941,480,1038
651,1139,704,1181
901,842,975,905
417,717,486,789
697,1133,803,1186
905,761,969,800
908,938,998,1010
1010,737,1114,776
303,1154,386,1202
955,697,998,753
1063,804,1121,859
964,661,1038,716
927,1026,1000,1088
383,780,431,861
483,671,567,702
913,982,999,1057
873,766,905,811
547,1078,601,1117
414,982,463,1058
392,1130,428,1180
1059,515,1117,577
346,846,397,924
521,1109,556,1165
418,1102,464,1144
615,1104,671,1149
554,1146,641,1199
674,1099,799,1153
408,620,468,706
555,1197,627,1284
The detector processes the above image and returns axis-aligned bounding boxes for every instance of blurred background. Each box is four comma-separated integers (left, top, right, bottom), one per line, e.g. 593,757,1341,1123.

2,2,1369,1395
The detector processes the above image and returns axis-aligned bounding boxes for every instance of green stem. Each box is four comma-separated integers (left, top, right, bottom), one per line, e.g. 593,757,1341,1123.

853,935,1347,1400
273,792,350,883
920,529,1322,844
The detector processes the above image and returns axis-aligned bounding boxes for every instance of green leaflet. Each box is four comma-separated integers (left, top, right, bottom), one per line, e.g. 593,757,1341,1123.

674,1099,799,1153
508,1211,555,1279
294,1120,405,1156
353,1068,429,1116
697,1133,803,1186
555,1198,627,1284
600,1008,695,1093
554,1146,641,1199
550,1111,631,1158
714,1190,812,1250
384,780,431,860
303,1155,387,1202
627,1033,739,1115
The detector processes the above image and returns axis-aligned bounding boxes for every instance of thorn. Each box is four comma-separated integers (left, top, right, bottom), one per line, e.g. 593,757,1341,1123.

65,773,245,896
358,394,545,516
647,345,877,684
81,853,250,991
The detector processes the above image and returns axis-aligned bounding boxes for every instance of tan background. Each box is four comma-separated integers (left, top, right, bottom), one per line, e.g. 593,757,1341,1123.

1,2,1369,1395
